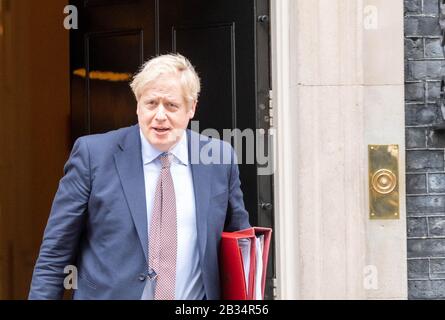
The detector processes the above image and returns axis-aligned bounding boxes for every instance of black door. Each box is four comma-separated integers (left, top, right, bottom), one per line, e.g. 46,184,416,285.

70,0,275,299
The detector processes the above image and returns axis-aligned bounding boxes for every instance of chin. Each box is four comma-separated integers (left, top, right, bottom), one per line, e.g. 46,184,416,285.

151,137,174,151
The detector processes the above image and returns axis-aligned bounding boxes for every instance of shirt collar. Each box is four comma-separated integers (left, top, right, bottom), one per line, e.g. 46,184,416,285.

140,129,189,166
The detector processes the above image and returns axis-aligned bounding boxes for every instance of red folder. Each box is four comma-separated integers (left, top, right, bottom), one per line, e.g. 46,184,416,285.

219,227,272,300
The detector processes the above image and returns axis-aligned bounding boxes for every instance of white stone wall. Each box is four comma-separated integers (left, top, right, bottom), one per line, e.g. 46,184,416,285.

272,0,407,299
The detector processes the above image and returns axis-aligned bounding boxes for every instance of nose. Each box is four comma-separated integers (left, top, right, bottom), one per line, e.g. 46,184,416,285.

155,104,167,121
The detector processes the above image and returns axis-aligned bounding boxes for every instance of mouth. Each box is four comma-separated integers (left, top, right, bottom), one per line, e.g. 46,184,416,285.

152,127,171,134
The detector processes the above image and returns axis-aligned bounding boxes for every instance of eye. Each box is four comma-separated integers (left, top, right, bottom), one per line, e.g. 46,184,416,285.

144,100,157,108
166,102,179,109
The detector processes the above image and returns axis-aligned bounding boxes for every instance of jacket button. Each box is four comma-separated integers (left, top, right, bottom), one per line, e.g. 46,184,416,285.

138,274,146,281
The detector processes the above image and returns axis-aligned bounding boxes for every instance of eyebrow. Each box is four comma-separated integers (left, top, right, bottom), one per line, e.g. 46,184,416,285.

142,96,182,104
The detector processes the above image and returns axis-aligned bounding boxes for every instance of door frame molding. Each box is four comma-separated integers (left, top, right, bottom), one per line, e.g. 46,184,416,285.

270,0,299,299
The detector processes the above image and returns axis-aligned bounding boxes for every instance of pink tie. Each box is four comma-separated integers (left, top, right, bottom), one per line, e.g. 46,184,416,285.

148,153,177,300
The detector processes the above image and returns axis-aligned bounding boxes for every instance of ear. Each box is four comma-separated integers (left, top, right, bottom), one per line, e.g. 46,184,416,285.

188,100,197,119
136,101,141,115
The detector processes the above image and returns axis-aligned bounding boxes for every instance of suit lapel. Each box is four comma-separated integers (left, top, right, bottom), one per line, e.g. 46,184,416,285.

113,127,210,266
187,129,210,260
114,125,148,264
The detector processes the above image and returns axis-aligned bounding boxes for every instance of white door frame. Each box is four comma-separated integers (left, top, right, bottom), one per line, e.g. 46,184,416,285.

270,0,299,300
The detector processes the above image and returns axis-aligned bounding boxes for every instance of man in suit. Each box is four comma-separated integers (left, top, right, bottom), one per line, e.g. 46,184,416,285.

29,54,250,300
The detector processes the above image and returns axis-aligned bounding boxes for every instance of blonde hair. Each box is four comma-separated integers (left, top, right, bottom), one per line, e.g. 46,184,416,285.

130,53,201,103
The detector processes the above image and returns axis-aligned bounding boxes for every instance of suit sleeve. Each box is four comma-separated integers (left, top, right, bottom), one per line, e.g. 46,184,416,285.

28,137,91,300
224,145,251,232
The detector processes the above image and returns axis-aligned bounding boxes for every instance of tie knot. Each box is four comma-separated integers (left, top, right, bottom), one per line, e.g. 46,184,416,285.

160,153,172,168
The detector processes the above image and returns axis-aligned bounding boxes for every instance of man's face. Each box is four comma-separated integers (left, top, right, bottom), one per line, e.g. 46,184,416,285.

137,73,196,152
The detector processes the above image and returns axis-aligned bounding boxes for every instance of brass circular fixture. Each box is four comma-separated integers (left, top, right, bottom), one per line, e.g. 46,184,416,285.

371,169,397,195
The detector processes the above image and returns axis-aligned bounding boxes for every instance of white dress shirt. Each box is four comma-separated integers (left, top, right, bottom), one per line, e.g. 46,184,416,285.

140,130,205,300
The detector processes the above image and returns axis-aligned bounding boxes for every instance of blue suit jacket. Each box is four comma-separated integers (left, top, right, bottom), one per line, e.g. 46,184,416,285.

28,125,250,300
